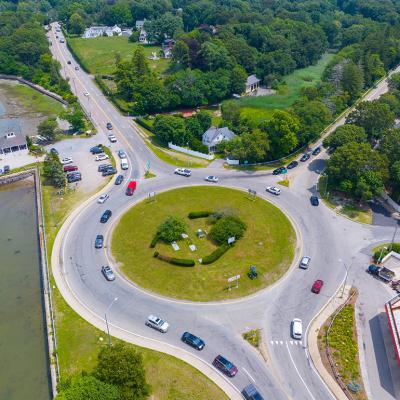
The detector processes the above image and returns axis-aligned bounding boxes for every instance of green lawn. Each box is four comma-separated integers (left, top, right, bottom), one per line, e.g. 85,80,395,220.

112,186,296,301
238,53,334,112
68,37,170,75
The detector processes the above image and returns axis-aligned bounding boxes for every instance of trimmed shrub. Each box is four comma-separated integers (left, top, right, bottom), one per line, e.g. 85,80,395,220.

209,215,247,245
188,211,213,219
201,244,230,264
150,234,159,248
155,252,195,267
157,216,187,243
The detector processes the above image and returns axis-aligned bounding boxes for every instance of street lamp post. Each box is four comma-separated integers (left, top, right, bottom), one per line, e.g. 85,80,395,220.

390,220,399,251
105,297,118,347
339,258,353,298
378,246,388,263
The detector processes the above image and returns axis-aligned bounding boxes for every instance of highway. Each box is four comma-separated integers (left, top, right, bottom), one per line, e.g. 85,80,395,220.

48,23,400,400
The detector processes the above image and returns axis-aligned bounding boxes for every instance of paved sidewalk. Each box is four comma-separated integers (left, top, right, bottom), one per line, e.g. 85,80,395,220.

308,285,352,400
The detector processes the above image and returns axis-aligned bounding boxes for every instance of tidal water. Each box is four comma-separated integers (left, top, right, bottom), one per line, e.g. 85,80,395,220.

0,180,51,399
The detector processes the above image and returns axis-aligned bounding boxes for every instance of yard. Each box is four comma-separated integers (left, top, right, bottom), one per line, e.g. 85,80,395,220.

112,186,296,301
68,37,170,75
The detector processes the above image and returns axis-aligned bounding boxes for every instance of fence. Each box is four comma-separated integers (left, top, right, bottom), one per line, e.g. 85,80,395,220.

381,192,400,213
0,169,35,185
168,142,215,160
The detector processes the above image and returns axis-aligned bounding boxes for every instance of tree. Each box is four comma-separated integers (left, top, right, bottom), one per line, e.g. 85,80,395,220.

128,31,140,43
145,13,183,43
209,215,246,245
346,100,395,142
43,153,65,188
199,41,232,71
380,128,400,164
68,13,85,35
229,65,247,95
38,117,58,140
194,111,211,133
157,216,187,243
323,124,367,152
95,344,149,400
221,101,241,129
131,47,150,77
388,72,400,91
172,40,189,68
341,62,364,103
61,107,85,132
153,115,188,145
56,376,120,400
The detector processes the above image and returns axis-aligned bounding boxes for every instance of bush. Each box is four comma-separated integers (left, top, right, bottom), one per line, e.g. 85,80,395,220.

150,233,159,248
374,243,400,262
95,75,112,96
209,215,246,245
201,243,230,264
136,117,154,132
188,211,213,219
155,252,195,267
157,216,187,243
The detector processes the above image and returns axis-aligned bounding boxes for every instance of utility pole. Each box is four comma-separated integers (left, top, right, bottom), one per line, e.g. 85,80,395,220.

105,297,118,347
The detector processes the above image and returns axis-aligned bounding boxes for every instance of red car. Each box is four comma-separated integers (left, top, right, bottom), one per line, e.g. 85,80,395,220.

311,279,324,294
64,165,78,172
125,180,137,196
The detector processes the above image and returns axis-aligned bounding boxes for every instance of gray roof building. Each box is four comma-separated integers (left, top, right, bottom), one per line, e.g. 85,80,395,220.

245,74,261,93
0,131,27,154
202,126,236,152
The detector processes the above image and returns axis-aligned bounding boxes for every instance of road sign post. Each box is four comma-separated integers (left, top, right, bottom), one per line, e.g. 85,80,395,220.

148,191,156,202
227,274,240,291
247,189,257,201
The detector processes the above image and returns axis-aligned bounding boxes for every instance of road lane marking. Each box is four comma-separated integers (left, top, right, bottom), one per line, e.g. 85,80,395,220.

279,340,283,345
242,367,256,383
285,341,316,400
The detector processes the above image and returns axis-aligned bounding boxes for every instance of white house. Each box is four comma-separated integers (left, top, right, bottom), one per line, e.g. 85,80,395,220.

135,20,146,30
245,74,261,94
82,25,122,38
202,126,236,152
139,29,148,44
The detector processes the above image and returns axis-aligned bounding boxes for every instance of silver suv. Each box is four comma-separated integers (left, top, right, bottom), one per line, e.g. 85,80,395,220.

174,168,191,177
146,315,169,333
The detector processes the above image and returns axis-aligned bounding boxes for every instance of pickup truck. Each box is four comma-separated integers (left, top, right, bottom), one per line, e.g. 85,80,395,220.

367,264,395,282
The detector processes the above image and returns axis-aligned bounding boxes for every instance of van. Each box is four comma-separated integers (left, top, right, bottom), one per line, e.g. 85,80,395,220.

299,256,311,269
126,181,136,196
291,318,302,340
121,159,129,170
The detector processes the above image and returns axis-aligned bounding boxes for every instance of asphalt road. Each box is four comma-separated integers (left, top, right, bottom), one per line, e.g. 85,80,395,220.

48,23,400,400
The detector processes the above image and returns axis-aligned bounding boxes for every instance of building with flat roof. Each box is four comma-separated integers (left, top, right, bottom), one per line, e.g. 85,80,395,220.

385,294,400,367
0,131,27,155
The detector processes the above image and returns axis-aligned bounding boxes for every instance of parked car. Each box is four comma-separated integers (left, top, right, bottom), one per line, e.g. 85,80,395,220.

126,181,137,196
300,153,310,162
115,174,124,185
242,384,264,400
95,234,104,249
312,146,321,156
174,168,191,177
100,209,112,223
286,161,298,169
145,315,169,333
101,265,115,281
367,264,395,282
273,166,287,175
266,186,281,195
66,171,81,179
204,175,218,183
50,147,59,155
95,153,109,162
108,134,117,143
59,39,65,43
90,146,103,154
106,122,113,130
121,159,129,170
299,256,311,269
118,149,127,159
67,174,81,183
61,157,73,165
98,163,112,172
102,168,117,176
3,165,10,174
311,279,324,294
212,355,238,377
181,332,205,350
75,66,79,71
310,195,319,206
291,318,302,340
97,193,109,204
64,165,78,172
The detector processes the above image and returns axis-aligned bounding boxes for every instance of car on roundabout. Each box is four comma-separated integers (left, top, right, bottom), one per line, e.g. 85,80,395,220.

310,195,319,206
181,332,205,350
266,186,281,195
291,318,302,340
212,355,238,377
97,193,109,204
115,174,124,185
174,168,191,177
100,209,112,223
242,384,264,400
108,134,117,143
146,315,169,333
272,166,287,175
118,149,127,159
101,265,115,281
95,234,104,249
204,175,218,183
311,279,324,294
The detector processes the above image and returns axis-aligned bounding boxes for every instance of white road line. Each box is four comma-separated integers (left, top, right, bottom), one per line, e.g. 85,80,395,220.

290,341,293,345
279,340,283,345
285,341,316,400
275,340,278,345
270,340,274,345
242,367,256,383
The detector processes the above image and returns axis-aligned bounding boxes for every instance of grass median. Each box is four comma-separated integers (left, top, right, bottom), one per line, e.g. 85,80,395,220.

112,186,296,301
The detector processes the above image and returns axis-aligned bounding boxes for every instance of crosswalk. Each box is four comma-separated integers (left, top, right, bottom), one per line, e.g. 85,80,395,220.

270,340,303,346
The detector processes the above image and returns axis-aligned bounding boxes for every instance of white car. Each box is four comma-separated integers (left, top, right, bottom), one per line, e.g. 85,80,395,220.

61,157,73,165
266,186,281,195
118,149,127,159
291,318,302,340
97,193,109,204
108,134,117,143
145,315,169,333
121,159,129,170
205,175,219,183
174,168,191,177
95,153,109,162
299,256,311,269
83,92,89,97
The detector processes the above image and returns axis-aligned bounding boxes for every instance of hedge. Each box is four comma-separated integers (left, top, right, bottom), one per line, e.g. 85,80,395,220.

201,244,230,265
188,211,213,219
154,252,195,267
94,75,112,96
150,234,159,248
136,117,154,132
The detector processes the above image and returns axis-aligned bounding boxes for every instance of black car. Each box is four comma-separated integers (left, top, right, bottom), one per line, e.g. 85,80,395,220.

115,174,124,185
90,146,103,154
212,355,238,377
67,171,81,178
272,166,287,175
287,160,298,169
102,167,117,176
300,153,310,162
106,122,113,130
50,148,59,155
310,195,319,206
242,384,264,400
181,332,205,350
100,209,112,223
312,146,321,156
98,163,113,172
67,60,71,64
95,234,104,249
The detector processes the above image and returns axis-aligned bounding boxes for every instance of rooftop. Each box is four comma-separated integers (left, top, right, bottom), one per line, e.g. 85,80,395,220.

246,74,261,86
